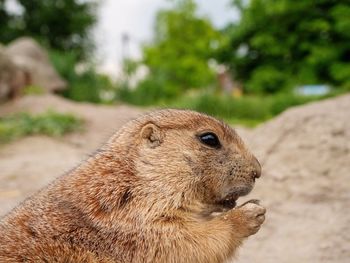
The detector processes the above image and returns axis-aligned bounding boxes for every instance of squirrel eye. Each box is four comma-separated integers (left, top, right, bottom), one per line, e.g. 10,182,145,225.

198,132,221,148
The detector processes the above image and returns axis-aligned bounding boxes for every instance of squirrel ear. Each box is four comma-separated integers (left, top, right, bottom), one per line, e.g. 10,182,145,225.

140,123,163,148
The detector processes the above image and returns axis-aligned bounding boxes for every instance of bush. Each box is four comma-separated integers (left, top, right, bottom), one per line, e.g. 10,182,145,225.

49,49,115,103
172,93,272,123
23,85,45,95
218,0,350,94
117,78,180,106
269,93,314,115
246,66,291,94
0,111,83,144
169,91,322,126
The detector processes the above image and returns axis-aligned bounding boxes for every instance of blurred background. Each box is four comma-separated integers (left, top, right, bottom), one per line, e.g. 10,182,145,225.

0,0,349,262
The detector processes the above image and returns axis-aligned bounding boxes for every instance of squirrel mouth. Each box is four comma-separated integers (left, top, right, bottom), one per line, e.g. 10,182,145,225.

215,193,239,209
215,187,253,210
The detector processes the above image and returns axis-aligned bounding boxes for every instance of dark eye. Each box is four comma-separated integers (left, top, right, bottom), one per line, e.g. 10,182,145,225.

198,132,221,148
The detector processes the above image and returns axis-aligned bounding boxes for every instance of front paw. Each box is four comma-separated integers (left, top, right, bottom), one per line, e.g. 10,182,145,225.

227,200,266,237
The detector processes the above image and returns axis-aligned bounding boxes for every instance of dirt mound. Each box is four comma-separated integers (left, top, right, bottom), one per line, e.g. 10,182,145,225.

1,94,350,262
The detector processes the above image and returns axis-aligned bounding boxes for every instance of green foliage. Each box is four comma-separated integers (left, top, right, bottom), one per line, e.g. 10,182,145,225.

117,79,180,106
247,66,290,94
0,0,17,42
0,0,97,59
170,91,322,126
218,0,350,93
49,49,116,103
125,0,222,103
23,85,45,95
268,93,315,115
174,93,271,121
0,111,83,144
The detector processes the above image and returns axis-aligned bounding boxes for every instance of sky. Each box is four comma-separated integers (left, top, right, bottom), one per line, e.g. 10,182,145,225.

93,0,239,76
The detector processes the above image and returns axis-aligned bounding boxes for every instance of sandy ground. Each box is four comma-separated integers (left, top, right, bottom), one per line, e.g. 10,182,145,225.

0,94,349,262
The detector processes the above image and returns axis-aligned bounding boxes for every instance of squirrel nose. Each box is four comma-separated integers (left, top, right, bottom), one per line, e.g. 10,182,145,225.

251,157,261,179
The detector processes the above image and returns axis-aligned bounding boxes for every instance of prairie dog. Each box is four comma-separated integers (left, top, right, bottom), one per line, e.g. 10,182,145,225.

0,109,265,263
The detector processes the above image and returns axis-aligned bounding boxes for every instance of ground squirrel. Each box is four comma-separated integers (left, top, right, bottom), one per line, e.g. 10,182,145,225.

0,109,266,263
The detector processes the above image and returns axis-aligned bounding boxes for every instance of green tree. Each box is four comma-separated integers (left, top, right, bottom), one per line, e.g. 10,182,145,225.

218,0,350,93
124,0,222,103
0,0,97,59
0,0,17,42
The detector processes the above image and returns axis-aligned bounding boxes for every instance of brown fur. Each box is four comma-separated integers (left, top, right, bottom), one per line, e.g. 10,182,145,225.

0,109,266,263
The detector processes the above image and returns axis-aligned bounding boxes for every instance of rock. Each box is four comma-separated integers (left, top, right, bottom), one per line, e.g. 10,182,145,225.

6,37,67,93
236,94,350,263
0,44,27,102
